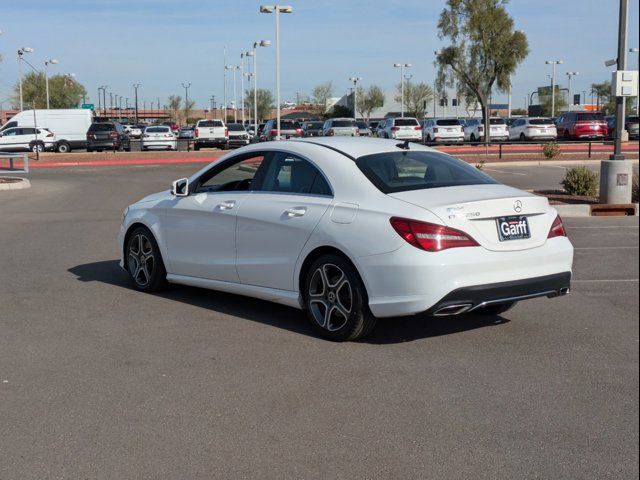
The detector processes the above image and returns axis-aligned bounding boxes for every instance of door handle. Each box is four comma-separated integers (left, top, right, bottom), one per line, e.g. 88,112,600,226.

218,200,236,210
284,207,307,217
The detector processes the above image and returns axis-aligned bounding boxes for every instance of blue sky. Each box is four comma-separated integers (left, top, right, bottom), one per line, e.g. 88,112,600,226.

1,0,638,109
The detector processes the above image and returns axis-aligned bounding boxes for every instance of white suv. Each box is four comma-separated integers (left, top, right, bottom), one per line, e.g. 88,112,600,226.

509,117,557,141
0,126,57,153
378,117,422,141
422,118,464,144
194,119,228,150
464,117,509,142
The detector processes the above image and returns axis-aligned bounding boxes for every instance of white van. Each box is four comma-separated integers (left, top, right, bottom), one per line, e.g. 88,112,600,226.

0,109,93,153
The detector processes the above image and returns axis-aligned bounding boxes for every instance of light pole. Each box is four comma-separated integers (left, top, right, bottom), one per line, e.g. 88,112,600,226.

181,82,191,124
631,47,639,115
545,60,563,116
566,72,579,111
393,63,411,117
260,5,293,140
240,52,250,124
250,40,271,136
17,47,34,110
349,77,362,120
133,83,141,124
100,85,108,117
231,66,239,122
224,65,235,122
44,58,59,109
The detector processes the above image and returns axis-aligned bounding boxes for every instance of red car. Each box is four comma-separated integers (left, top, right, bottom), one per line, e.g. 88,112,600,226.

162,121,180,133
555,111,608,140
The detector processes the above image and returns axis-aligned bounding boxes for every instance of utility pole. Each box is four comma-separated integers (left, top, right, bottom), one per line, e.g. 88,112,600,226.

181,82,191,125
349,77,362,120
600,0,632,204
545,60,563,116
133,84,140,124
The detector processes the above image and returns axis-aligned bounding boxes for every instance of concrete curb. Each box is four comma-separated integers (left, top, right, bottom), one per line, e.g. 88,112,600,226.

554,202,639,217
0,177,31,191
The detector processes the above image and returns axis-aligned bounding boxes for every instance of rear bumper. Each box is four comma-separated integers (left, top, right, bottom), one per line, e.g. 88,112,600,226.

431,136,464,143
359,237,574,318
195,138,228,147
228,138,250,147
424,272,571,316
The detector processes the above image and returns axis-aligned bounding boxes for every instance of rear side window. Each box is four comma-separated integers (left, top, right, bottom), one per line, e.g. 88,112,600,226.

394,118,419,127
332,120,357,127
259,153,332,196
436,119,461,126
89,123,115,131
529,118,554,125
198,120,224,127
576,113,604,121
489,118,506,125
356,151,497,194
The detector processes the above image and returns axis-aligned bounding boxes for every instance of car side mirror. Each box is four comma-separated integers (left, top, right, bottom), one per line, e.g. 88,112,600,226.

171,178,189,196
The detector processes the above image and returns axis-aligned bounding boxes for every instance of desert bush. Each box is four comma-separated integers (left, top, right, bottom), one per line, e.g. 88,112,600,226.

561,167,598,197
542,141,561,159
632,174,639,203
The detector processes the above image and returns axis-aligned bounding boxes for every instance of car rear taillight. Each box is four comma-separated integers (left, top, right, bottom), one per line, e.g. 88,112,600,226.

86,133,94,139
110,131,118,139
548,215,567,238
355,128,360,135
327,128,334,136
194,128,199,137
295,128,303,135
225,128,229,137
414,125,422,131
390,217,479,252
478,126,484,132
433,127,439,133
391,126,400,131
142,134,149,138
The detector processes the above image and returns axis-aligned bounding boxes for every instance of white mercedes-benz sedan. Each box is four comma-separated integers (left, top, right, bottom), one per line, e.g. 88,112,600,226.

118,137,573,341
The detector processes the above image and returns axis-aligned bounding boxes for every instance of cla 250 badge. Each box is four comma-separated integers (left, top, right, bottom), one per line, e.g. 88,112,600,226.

496,215,531,241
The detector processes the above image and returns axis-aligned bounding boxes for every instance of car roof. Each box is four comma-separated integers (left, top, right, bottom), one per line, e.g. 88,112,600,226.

295,136,434,159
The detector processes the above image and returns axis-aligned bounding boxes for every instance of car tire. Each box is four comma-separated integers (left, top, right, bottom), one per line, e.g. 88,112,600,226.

470,133,476,142
29,141,44,153
476,302,516,316
125,226,167,292
303,254,376,341
56,142,71,153
520,133,526,142
194,144,200,151
86,148,93,153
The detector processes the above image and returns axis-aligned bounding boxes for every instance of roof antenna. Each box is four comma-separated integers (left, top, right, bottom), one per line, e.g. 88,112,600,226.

396,140,410,150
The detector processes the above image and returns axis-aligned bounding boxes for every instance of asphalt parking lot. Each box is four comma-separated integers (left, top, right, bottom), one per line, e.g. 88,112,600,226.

0,164,638,479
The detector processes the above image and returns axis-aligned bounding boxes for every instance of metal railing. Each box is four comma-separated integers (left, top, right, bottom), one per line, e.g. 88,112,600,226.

0,153,29,173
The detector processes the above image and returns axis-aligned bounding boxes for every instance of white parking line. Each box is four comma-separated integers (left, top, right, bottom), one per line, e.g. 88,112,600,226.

567,226,639,229
484,168,527,176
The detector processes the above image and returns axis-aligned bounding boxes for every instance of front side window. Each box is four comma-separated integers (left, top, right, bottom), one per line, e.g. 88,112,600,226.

356,151,497,194
2,128,18,136
196,154,266,193
259,152,331,196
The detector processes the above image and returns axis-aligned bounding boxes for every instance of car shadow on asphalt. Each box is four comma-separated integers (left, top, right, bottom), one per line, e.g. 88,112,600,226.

68,260,510,344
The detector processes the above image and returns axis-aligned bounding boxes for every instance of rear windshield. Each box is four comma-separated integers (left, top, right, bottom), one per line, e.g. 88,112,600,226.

306,122,324,129
146,127,169,133
394,118,419,126
436,119,461,126
281,121,301,129
198,120,224,127
227,124,245,131
356,151,497,194
331,120,356,127
529,118,554,125
356,121,369,129
489,118,506,125
576,113,604,121
89,123,115,131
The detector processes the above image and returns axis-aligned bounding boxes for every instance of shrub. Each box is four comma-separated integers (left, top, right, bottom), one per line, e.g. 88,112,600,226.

561,167,599,197
633,174,639,203
542,141,561,159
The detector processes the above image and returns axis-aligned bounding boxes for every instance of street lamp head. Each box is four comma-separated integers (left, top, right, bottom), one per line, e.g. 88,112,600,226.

260,5,275,13
259,39,271,47
19,47,34,54
48,59,59,65
278,6,293,13
245,51,254,56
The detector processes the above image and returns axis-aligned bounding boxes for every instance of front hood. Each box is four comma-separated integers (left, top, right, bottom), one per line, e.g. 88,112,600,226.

137,190,172,205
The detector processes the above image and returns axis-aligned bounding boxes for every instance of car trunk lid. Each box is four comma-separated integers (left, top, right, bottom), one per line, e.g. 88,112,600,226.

389,184,552,251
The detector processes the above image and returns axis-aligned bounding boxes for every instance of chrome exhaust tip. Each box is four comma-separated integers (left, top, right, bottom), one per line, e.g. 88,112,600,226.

559,287,570,296
433,304,473,316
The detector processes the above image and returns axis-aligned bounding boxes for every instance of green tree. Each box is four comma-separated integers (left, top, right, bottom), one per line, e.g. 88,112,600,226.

184,98,195,124
394,82,433,119
357,85,385,121
167,95,182,122
244,88,274,121
13,71,87,109
311,81,334,116
435,0,528,141
591,81,615,114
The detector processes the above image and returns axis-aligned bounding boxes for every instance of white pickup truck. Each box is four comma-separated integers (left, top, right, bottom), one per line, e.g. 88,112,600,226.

194,119,228,150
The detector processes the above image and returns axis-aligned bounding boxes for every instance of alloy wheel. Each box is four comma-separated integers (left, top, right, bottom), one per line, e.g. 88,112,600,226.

308,263,353,332
128,233,155,287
